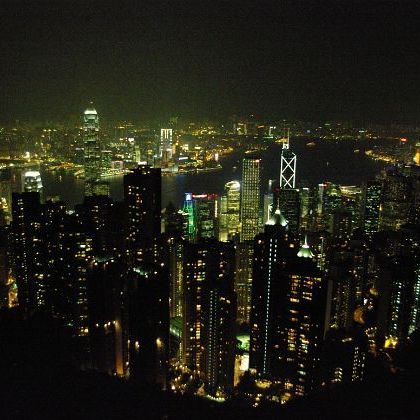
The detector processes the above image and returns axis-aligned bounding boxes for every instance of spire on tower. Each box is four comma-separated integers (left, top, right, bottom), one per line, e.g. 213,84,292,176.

297,235,314,259
282,128,290,150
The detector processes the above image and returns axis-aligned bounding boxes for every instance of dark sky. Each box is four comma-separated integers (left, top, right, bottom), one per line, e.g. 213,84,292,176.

1,0,420,124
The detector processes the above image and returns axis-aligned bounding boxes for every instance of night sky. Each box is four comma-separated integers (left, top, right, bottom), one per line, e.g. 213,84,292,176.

1,0,420,124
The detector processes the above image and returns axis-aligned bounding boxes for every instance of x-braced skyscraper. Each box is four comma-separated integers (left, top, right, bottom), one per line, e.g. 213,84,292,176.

279,129,296,189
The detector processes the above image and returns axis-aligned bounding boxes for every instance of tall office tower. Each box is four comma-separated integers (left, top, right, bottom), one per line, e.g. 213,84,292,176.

327,233,370,330
183,193,196,242
169,241,184,319
41,202,93,355
319,183,343,232
182,240,236,393
362,180,382,237
83,106,103,196
375,229,420,346
0,169,12,225
300,186,318,232
249,210,326,400
123,165,168,389
162,202,188,240
160,128,173,163
202,261,237,395
279,130,296,189
193,194,218,240
240,156,261,241
234,242,254,324
299,187,310,230
332,209,352,241
10,192,42,314
162,204,187,321
379,169,413,231
128,262,169,388
278,188,300,239
87,256,127,377
219,181,240,241
277,131,300,239
124,165,161,264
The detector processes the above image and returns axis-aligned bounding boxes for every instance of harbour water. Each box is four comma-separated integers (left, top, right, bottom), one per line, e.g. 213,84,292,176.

39,137,390,209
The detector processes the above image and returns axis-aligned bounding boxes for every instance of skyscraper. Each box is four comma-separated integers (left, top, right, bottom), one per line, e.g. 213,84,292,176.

250,210,326,399
182,239,236,394
279,130,296,189
234,242,254,324
124,165,161,264
379,169,413,231
87,256,128,377
240,156,261,241
123,165,169,389
160,128,173,163
194,194,218,240
10,192,42,314
278,131,300,239
83,106,103,196
219,181,240,242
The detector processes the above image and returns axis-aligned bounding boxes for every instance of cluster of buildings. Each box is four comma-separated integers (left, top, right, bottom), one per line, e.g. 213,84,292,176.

0,107,420,407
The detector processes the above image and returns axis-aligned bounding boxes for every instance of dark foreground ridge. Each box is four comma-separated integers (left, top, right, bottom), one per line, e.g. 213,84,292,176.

2,309,420,419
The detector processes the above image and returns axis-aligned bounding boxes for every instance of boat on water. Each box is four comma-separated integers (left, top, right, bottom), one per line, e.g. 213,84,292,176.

306,141,316,147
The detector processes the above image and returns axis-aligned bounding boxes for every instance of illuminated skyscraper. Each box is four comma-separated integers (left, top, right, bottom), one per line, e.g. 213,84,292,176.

234,241,253,324
249,210,326,399
182,240,236,393
124,165,161,264
278,188,300,239
123,165,169,389
279,130,296,189
83,106,104,196
193,194,218,240
87,256,127,377
183,193,196,242
278,131,300,239
379,169,413,231
240,156,261,241
10,192,42,315
160,128,173,163
219,181,240,241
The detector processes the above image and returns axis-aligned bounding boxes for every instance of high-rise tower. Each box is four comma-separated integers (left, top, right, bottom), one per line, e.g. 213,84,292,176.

240,156,261,241
123,165,169,389
83,106,103,196
279,129,296,189
249,210,326,399
221,181,241,241
160,128,173,163
278,130,300,238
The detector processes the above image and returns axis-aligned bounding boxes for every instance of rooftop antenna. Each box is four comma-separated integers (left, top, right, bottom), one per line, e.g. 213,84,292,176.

282,127,290,150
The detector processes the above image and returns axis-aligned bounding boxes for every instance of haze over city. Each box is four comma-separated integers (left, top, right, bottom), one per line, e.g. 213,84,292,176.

1,1,420,419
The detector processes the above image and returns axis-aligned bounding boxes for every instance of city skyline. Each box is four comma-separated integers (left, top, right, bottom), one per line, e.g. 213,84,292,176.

1,1,420,418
